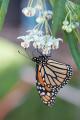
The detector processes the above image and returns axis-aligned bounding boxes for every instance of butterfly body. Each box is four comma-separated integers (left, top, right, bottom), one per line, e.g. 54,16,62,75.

32,55,48,65
32,55,73,106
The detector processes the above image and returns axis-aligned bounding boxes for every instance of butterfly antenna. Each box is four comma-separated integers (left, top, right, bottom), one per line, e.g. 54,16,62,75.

18,49,41,67
18,50,28,58
18,49,32,62
25,48,32,59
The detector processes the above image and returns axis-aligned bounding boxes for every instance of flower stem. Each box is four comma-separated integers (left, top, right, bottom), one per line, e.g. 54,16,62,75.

73,29,80,43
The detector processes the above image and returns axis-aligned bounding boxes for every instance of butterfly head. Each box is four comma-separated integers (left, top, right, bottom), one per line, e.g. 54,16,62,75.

32,56,49,64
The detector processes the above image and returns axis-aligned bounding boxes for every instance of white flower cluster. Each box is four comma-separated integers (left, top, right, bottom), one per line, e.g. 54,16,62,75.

22,0,43,17
22,7,36,17
62,0,79,33
36,10,53,24
22,0,53,21
17,29,63,55
18,0,63,55
62,19,79,33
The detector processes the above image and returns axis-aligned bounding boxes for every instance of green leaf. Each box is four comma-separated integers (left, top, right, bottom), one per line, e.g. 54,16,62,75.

0,0,10,30
49,0,55,7
64,32,80,69
52,0,66,36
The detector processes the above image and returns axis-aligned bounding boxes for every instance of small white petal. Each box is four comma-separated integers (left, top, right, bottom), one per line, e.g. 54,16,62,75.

22,7,36,17
36,16,45,24
42,46,51,55
21,42,30,48
44,10,53,20
56,38,63,42
35,4,43,10
62,25,68,30
66,25,72,33
17,36,29,41
71,23,76,29
33,42,37,48
63,20,69,25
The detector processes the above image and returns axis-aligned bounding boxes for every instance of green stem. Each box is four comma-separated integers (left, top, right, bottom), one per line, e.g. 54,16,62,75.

64,32,80,69
0,0,10,30
73,29,80,43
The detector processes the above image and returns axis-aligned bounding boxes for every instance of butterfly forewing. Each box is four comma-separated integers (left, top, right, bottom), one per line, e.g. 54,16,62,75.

47,59,73,88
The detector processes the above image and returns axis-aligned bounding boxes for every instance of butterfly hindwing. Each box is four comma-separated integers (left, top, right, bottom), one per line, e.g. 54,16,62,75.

36,81,59,106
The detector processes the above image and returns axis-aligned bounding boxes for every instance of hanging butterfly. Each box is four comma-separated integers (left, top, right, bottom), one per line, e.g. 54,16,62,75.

32,55,72,106
18,49,73,107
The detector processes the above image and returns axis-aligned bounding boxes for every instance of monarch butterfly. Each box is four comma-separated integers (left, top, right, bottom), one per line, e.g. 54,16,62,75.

18,50,72,106
32,55,73,106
